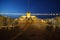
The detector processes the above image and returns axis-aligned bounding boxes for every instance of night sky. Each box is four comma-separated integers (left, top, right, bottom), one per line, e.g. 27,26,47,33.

0,0,60,18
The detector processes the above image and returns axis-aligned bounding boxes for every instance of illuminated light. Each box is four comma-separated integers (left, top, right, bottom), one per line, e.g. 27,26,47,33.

31,16,36,19
19,18,24,20
19,12,37,21
31,16,37,20
31,16,36,17
20,16,26,20
41,19,44,22
26,12,31,18
21,16,26,18
41,19,46,23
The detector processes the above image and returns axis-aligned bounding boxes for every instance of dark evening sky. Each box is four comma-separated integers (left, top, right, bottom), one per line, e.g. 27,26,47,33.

0,0,60,18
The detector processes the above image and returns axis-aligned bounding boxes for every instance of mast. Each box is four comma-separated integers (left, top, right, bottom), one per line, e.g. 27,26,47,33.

28,0,30,12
